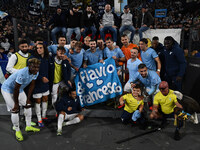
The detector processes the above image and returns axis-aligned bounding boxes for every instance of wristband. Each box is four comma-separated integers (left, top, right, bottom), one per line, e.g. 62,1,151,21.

157,69,160,72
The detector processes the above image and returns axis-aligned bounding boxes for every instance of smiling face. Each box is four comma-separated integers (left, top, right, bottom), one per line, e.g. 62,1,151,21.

132,87,141,97
89,41,97,51
130,49,138,59
139,41,147,51
121,36,129,47
139,67,148,78
69,91,77,100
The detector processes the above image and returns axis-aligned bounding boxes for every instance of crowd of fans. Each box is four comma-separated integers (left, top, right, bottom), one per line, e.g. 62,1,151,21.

0,0,199,51
0,0,200,141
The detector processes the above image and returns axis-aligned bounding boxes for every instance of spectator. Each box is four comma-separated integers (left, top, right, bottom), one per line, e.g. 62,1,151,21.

83,40,103,68
139,38,161,76
81,5,97,40
124,47,142,93
7,46,15,59
119,5,136,43
99,4,119,43
46,6,68,44
0,37,10,52
0,47,8,75
136,4,154,40
55,87,84,136
162,36,186,91
66,5,82,44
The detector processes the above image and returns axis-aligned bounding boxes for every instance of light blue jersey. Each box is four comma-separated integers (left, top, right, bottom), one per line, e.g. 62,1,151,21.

130,70,161,95
84,48,103,65
104,47,125,70
1,67,38,93
48,45,69,57
69,49,85,68
141,47,158,71
127,58,142,83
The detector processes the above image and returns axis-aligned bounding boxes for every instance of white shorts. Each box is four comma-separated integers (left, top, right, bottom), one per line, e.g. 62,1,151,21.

64,113,78,120
52,81,68,96
1,89,27,111
124,82,132,93
33,90,50,99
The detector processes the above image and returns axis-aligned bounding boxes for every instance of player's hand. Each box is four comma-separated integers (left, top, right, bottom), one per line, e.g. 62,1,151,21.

26,99,32,107
68,80,72,87
42,77,49,83
156,71,160,76
131,83,136,89
83,64,87,68
112,56,117,60
75,67,79,72
12,104,19,113
99,26,104,29
120,100,124,106
81,28,85,32
68,107,72,111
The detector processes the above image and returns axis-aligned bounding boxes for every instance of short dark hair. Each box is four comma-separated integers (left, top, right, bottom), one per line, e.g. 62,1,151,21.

131,47,139,52
121,34,128,38
0,47,5,51
152,36,159,41
57,46,66,53
58,35,66,40
71,38,78,41
106,37,113,42
34,37,43,43
97,38,103,41
89,39,96,43
18,39,28,45
164,36,175,44
74,41,83,48
133,83,141,90
138,63,147,69
140,38,148,44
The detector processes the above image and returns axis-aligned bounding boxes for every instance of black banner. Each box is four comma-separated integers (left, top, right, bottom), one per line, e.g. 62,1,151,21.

183,57,200,104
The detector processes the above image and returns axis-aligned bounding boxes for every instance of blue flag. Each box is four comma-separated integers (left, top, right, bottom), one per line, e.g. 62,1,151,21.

75,57,123,107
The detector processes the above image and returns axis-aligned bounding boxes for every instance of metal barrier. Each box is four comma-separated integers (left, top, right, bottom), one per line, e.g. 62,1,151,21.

12,18,50,50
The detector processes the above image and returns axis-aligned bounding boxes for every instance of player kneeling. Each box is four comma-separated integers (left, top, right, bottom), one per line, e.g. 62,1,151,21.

55,87,84,136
